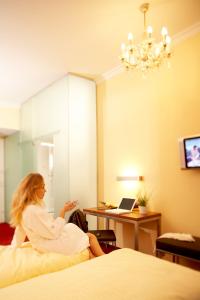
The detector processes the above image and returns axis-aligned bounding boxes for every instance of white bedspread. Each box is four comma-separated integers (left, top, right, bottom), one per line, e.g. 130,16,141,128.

0,248,200,300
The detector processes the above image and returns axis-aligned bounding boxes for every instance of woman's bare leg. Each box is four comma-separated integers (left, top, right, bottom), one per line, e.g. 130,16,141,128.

87,233,105,257
88,248,95,259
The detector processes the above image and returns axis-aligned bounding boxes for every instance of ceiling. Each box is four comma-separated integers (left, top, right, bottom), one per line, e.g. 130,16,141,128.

0,0,199,107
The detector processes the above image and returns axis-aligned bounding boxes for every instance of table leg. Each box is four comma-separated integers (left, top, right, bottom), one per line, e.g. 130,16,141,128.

157,217,161,237
105,218,109,230
134,222,139,251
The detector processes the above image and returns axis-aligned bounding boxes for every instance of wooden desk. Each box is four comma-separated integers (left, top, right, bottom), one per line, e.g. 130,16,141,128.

83,207,161,251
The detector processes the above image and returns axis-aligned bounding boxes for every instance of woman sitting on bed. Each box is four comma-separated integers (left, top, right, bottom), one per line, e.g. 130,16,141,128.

10,173,105,259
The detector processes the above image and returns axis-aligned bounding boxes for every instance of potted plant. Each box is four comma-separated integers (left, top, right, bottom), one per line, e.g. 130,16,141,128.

136,190,150,214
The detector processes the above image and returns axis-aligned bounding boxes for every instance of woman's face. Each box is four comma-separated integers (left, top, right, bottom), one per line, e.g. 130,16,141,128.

36,182,46,200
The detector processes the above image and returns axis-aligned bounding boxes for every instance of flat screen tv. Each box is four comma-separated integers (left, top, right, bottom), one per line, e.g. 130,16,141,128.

183,136,200,168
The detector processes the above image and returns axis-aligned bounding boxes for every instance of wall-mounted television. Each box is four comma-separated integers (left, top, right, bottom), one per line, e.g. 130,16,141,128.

179,135,200,169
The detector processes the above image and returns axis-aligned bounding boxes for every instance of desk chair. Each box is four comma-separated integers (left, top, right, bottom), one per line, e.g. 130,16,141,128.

68,209,116,246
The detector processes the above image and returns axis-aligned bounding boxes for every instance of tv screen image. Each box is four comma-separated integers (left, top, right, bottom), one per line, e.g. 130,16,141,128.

184,136,200,168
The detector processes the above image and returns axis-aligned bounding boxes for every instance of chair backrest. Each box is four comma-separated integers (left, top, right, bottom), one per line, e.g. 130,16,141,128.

68,209,88,233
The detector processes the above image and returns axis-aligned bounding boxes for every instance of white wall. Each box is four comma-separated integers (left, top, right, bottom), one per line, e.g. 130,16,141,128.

0,107,20,136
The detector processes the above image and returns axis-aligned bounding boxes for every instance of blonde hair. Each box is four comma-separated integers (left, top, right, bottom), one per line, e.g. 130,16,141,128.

10,173,44,227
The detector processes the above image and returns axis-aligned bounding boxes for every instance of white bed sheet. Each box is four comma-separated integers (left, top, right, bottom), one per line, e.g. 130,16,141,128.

0,248,200,300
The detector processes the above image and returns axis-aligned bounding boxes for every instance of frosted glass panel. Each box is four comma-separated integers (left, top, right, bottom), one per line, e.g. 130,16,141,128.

36,136,55,213
4,75,97,225
32,77,68,139
20,141,37,177
53,131,69,217
20,99,33,142
68,75,97,229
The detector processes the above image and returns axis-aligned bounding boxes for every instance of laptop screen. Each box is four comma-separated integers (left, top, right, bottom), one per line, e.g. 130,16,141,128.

119,198,135,210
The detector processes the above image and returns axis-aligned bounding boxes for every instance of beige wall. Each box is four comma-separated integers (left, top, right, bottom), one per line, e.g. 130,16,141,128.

0,107,20,132
0,138,4,222
97,33,200,250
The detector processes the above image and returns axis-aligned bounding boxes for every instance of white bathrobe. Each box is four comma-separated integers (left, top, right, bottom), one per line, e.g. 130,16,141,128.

11,204,90,255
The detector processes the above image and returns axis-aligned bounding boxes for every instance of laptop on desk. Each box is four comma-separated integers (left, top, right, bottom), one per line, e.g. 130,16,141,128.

105,198,136,215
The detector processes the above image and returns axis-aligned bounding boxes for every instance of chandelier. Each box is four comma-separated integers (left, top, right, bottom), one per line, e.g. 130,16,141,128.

120,3,171,73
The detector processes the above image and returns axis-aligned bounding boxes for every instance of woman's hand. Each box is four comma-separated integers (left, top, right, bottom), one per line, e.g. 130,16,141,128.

63,201,77,212
59,201,78,218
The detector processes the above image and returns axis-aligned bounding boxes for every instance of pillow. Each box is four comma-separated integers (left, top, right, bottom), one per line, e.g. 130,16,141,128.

158,232,195,242
0,242,89,288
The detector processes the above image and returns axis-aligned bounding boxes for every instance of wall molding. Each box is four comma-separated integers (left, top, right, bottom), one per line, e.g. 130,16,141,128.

95,65,124,84
173,22,200,45
95,22,200,84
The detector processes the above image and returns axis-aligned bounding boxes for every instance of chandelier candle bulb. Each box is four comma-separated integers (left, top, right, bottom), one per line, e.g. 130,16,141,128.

121,43,126,59
121,43,126,53
161,26,168,37
147,26,153,38
128,32,133,41
166,36,171,45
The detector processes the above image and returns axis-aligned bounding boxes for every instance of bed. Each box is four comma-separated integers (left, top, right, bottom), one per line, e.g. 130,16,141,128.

0,248,200,299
